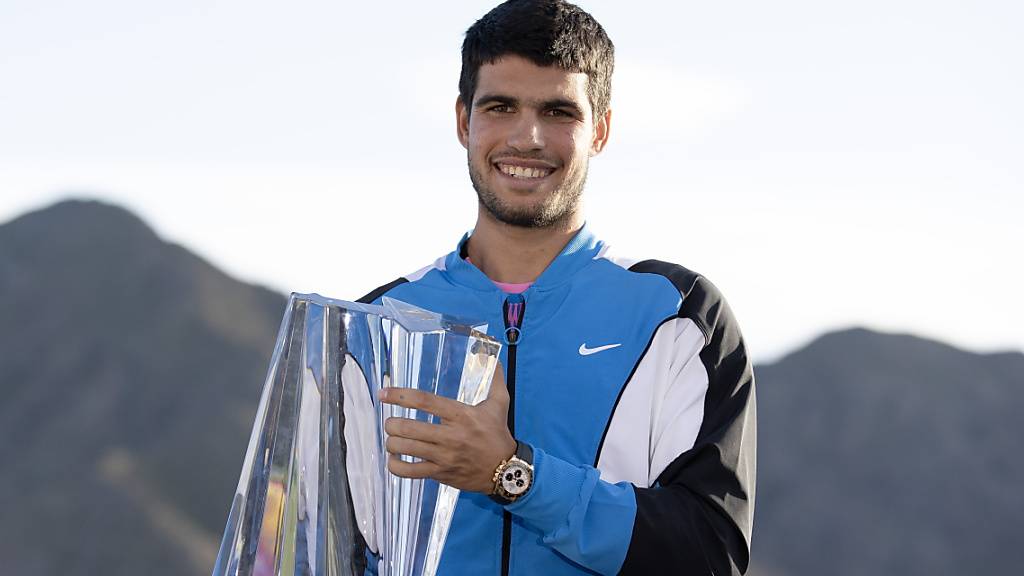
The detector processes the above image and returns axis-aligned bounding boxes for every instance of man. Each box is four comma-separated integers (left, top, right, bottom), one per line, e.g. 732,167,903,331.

359,1,755,574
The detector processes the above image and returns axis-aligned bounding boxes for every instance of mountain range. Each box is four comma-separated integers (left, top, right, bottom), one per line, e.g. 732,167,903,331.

0,199,1020,575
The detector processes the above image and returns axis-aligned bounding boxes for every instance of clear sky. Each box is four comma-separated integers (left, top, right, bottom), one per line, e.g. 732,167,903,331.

1,0,1021,362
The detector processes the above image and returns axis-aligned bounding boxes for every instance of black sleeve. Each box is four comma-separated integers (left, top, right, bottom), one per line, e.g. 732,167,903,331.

621,262,756,575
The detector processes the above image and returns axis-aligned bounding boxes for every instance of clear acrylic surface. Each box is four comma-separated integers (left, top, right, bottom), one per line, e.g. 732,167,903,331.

212,294,500,576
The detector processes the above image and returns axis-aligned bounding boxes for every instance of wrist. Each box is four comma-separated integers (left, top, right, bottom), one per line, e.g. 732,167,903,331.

499,434,517,464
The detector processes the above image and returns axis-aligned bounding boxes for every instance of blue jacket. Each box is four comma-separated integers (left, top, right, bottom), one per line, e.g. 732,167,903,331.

360,225,756,575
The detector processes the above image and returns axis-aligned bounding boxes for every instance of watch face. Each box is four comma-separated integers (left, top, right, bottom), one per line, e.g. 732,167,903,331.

500,462,532,496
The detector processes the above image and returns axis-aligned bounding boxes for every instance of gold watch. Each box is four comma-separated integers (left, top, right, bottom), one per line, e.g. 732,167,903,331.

489,441,534,504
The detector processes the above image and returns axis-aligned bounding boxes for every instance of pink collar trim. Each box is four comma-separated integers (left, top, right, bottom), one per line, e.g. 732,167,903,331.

465,257,533,294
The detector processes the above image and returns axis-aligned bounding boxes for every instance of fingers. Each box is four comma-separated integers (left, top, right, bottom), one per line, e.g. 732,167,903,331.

379,387,464,421
387,453,440,479
384,417,448,443
385,435,440,461
383,420,446,478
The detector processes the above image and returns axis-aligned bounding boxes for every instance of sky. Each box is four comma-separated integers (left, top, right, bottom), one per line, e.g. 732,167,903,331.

1,0,1021,363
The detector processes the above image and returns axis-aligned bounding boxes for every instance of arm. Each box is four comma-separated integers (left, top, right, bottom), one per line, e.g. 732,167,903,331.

623,295,755,574
507,278,756,575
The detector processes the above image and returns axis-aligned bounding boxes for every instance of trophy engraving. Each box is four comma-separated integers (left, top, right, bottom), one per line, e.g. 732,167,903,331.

213,294,501,576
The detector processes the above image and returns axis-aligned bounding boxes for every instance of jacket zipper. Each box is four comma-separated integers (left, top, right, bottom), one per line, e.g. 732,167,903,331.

501,293,525,576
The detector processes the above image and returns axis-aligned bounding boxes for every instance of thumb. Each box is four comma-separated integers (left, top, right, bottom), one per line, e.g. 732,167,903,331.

484,360,509,406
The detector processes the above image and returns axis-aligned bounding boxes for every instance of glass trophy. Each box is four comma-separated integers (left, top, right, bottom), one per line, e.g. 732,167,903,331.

212,294,501,576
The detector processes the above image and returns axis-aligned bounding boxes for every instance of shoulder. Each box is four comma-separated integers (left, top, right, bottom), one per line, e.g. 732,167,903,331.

357,277,408,304
591,246,707,300
619,259,736,348
356,255,447,304
627,260,753,429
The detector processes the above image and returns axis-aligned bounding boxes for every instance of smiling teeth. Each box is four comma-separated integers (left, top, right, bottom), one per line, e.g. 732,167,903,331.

499,165,552,178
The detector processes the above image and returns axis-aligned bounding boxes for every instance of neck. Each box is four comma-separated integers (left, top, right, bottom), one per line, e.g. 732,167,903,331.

466,206,584,284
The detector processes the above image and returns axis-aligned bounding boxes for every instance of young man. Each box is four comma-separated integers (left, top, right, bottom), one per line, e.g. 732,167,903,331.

360,1,755,574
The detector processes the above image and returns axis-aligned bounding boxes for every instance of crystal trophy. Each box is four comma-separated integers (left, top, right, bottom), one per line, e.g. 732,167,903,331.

212,294,501,576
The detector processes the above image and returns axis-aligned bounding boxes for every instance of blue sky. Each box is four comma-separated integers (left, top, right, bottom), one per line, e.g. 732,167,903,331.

1,0,1021,362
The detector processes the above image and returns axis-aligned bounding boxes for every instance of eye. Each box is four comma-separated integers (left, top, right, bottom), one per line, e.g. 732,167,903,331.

545,108,575,119
488,104,513,113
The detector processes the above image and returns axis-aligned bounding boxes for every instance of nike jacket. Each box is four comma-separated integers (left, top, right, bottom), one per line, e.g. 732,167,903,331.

359,224,756,575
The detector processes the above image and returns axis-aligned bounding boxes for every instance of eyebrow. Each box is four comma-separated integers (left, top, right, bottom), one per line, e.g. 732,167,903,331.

474,94,585,117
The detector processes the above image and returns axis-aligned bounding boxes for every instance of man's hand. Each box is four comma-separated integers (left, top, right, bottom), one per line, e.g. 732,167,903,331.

379,363,515,494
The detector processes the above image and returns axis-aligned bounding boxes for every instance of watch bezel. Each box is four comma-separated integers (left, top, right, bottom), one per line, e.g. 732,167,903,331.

497,457,533,497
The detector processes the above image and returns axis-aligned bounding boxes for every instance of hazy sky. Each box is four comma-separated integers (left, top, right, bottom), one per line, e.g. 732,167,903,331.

2,0,1021,362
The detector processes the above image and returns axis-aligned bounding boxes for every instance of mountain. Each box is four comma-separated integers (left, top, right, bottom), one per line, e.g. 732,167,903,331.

749,328,1024,575
0,199,286,575
1,199,1021,575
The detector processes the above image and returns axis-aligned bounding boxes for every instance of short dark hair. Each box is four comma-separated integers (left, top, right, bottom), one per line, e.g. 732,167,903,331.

459,0,615,118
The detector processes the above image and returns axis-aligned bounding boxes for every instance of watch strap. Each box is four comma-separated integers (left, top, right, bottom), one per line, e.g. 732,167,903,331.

515,439,533,466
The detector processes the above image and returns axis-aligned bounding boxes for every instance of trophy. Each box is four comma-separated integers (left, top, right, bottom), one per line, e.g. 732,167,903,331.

212,294,501,576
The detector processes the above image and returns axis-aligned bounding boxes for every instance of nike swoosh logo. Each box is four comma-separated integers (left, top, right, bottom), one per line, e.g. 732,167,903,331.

579,342,622,356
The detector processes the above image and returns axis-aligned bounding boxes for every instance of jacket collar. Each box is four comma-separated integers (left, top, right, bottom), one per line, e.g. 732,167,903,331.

444,223,603,293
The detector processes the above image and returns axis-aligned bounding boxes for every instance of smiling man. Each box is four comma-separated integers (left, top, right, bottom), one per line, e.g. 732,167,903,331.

464,54,603,231
359,1,755,575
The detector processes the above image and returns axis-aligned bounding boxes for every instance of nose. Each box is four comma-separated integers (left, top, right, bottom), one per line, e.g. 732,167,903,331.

506,112,544,152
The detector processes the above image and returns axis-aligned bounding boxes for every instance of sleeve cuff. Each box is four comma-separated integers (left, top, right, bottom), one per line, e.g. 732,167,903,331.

505,445,595,533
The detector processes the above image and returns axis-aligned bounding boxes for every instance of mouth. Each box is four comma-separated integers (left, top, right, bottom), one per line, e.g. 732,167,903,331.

493,160,556,181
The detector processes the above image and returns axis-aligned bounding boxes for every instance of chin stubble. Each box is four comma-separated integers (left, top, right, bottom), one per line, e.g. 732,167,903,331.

468,156,586,229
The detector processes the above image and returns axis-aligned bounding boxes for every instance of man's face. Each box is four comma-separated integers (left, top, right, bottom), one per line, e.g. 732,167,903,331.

457,55,611,229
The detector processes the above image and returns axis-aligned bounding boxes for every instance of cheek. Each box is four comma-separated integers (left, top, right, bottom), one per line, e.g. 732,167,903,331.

469,115,501,140
468,125,497,157
561,128,592,163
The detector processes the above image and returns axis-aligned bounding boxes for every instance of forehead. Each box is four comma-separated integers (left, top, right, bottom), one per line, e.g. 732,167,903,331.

474,55,591,110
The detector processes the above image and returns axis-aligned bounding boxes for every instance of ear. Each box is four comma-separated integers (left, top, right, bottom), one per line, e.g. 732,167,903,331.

456,96,470,150
590,108,612,156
